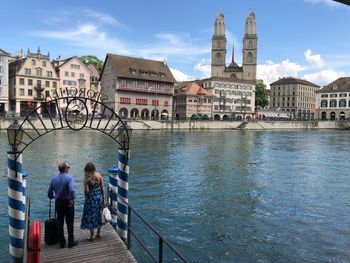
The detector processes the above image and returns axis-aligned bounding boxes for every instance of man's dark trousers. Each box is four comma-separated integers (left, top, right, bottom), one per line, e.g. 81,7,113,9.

56,198,75,247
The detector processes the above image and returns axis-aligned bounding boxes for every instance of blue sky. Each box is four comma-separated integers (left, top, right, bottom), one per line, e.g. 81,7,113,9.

2,0,349,87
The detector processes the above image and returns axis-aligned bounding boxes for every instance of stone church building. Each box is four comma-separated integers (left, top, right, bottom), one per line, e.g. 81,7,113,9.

205,11,257,120
211,11,257,81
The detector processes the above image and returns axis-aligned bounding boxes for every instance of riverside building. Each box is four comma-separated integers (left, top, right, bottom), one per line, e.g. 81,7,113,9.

0,49,13,114
53,56,95,114
100,54,176,119
174,82,213,120
270,77,320,120
9,48,59,116
316,77,350,120
202,77,255,120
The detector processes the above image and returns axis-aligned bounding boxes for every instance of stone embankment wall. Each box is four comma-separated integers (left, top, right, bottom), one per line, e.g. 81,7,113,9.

0,118,349,130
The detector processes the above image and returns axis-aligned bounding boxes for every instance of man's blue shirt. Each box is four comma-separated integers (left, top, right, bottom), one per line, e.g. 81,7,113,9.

48,172,75,201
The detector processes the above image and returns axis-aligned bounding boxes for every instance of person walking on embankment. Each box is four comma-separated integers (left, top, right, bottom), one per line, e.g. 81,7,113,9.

48,162,78,248
80,162,105,241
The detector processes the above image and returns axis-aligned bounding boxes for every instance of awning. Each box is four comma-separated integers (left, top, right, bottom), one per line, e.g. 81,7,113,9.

161,112,168,116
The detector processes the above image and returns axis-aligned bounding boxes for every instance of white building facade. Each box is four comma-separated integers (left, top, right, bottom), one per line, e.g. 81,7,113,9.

202,77,255,120
0,49,13,114
316,77,350,120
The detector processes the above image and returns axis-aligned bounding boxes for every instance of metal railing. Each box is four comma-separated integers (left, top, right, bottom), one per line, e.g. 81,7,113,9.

108,189,190,263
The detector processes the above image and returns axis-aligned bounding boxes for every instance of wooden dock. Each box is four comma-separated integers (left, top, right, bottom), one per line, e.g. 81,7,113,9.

39,220,137,263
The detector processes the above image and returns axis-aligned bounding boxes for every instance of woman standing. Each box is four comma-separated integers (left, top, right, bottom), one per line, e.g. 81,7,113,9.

80,162,105,240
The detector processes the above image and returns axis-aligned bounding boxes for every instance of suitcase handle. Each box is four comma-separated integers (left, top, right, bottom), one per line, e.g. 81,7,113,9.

49,198,55,219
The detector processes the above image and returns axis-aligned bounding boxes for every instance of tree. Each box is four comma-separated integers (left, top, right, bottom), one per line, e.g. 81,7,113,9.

255,79,269,109
79,55,104,69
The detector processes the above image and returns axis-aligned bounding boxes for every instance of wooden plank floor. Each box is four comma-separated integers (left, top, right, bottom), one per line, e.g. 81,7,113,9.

40,220,137,263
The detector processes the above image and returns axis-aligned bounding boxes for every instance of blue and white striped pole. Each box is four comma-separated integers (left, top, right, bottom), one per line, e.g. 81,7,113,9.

108,166,119,229
22,172,28,204
117,149,129,241
8,151,25,262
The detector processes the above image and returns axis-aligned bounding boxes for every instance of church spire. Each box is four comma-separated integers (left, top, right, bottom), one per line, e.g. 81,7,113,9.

214,12,225,36
245,10,256,35
231,41,235,64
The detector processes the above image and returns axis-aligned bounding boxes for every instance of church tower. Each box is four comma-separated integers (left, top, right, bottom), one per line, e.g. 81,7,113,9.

211,12,227,77
242,11,257,81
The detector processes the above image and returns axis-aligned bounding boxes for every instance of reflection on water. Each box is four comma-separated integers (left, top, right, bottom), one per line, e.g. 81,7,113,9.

0,130,350,262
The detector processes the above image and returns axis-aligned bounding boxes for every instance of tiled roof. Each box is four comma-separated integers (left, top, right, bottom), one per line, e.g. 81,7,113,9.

270,77,320,87
317,77,350,93
0,48,11,56
104,54,176,83
175,82,212,96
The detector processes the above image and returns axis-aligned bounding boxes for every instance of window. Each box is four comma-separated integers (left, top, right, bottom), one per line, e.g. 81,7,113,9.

31,59,36,66
36,69,42,76
53,82,57,88
71,72,75,77
120,97,131,104
28,79,33,85
330,100,337,107
0,66,2,73
65,71,69,77
339,93,347,97
71,64,80,69
247,52,253,63
20,88,25,96
80,73,84,78
0,77,2,85
152,100,159,106
330,94,337,98
164,101,169,107
321,94,328,98
28,89,33,96
47,71,53,77
25,68,31,75
42,61,46,67
19,78,25,85
339,100,346,107
45,81,50,87
136,99,148,105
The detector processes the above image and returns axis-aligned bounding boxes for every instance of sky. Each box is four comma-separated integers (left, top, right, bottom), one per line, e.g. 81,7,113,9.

1,0,349,87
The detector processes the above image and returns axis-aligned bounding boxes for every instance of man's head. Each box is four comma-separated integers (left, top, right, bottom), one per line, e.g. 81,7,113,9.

58,162,70,173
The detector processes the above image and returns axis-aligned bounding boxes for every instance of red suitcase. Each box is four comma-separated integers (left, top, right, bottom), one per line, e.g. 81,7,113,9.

28,220,41,263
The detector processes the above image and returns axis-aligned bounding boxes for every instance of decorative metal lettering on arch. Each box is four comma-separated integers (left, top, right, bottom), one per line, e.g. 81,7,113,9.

14,94,131,153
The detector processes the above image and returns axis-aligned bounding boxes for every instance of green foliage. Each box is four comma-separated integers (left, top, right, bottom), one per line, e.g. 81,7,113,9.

255,79,269,109
79,55,103,69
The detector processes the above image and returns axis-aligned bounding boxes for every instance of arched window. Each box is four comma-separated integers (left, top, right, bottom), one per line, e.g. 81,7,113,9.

249,40,253,48
247,52,253,63
230,73,237,79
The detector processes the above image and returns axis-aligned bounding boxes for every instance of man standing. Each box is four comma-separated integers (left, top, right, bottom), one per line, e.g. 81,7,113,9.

48,162,78,248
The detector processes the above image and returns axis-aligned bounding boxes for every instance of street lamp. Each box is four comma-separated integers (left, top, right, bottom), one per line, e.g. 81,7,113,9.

7,120,23,151
117,122,132,149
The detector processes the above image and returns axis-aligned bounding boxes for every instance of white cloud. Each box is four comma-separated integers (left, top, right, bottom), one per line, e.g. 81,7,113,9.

80,9,123,26
170,67,193,82
304,0,343,7
139,33,209,60
32,23,131,55
194,59,211,78
303,69,347,86
304,49,325,68
257,59,305,86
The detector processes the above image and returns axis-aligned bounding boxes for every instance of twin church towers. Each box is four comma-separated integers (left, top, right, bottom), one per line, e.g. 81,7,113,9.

211,10,257,81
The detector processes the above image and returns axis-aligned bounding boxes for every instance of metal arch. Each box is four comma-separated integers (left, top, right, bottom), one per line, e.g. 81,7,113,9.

14,96,131,154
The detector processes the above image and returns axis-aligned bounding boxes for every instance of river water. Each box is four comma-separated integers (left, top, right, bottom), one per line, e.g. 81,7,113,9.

0,130,349,262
